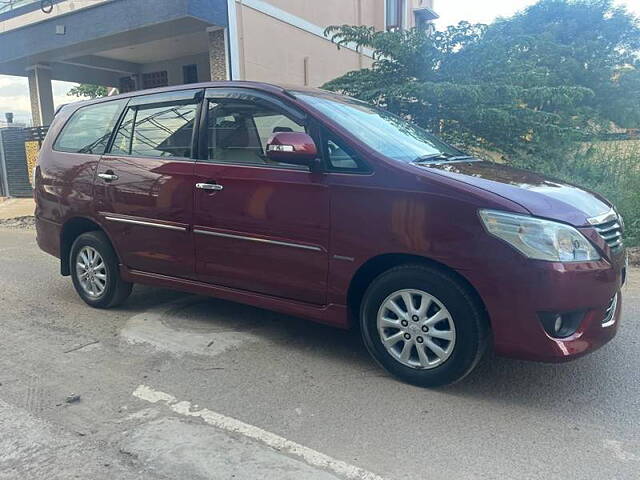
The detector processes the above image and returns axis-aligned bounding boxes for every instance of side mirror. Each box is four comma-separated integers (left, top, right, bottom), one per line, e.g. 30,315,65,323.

266,132,318,167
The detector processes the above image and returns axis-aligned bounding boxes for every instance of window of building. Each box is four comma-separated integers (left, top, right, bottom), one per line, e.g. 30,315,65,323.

414,6,438,32
53,99,127,154
183,64,199,84
142,71,168,89
206,100,306,166
111,101,198,159
415,13,428,31
119,76,136,93
386,0,404,30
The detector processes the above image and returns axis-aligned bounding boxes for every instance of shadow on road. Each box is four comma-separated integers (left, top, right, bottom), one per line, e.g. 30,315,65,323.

119,284,630,414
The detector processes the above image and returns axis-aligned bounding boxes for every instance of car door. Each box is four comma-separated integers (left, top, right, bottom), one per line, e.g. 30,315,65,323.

192,89,330,305
94,89,202,279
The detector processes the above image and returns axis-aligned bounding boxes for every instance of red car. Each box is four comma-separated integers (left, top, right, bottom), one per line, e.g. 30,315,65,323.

34,82,626,387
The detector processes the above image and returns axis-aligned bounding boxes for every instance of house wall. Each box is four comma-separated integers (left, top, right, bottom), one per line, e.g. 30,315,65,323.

232,0,436,87
234,0,381,87
263,0,385,32
239,5,374,87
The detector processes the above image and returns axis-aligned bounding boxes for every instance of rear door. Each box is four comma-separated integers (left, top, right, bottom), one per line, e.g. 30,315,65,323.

192,89,330,305
94,89,202,278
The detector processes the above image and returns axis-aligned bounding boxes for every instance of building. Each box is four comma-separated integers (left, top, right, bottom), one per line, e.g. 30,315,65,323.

0,0,437,127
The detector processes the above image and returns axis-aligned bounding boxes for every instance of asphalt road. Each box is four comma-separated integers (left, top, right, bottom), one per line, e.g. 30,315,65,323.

0,226,638,480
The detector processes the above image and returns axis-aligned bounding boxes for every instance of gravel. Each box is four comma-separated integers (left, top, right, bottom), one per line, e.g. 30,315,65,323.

0,216,35,229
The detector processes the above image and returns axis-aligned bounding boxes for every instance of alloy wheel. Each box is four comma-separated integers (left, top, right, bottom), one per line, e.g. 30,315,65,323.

377,289,456,369
76,246,107,298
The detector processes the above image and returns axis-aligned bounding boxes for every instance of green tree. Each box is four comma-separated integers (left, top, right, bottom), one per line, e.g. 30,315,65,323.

323,0,640,161
67,84,109,99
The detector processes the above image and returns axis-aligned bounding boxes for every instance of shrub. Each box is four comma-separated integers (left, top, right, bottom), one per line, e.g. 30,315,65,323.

323,0,640,246
513,141,640,245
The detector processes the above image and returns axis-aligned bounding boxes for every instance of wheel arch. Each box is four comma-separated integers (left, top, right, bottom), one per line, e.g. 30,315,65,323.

347,253,490,329
59,217,105,276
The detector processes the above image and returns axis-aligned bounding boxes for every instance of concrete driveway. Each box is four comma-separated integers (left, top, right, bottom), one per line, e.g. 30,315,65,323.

0,226,638,480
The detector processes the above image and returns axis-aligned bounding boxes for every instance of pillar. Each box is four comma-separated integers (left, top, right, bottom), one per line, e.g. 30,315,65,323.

27,65,55,127
208,28,229,81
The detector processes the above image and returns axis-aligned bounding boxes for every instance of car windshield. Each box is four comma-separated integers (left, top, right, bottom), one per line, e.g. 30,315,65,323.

293,91,465,163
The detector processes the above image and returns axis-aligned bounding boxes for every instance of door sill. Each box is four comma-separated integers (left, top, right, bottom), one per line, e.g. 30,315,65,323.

121,267,349,329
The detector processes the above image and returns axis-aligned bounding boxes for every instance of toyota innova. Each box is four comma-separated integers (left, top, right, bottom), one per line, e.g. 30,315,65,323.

34,82,626,386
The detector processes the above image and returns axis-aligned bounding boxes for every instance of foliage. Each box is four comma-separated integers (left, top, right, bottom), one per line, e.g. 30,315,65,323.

67,84,109,99
323,0,640,244
543,141,640,246
323,0,640,158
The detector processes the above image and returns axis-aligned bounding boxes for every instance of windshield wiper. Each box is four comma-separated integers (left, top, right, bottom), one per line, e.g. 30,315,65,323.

413,153,476,164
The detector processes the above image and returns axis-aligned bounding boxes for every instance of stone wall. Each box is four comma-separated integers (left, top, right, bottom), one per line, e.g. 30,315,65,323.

208,29,228,81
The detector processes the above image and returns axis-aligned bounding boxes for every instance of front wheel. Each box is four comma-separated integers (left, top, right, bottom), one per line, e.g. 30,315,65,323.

360,264,489,387
70,231,132,308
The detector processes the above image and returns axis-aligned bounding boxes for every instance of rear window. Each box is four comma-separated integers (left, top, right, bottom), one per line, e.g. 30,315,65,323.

53,99,127,155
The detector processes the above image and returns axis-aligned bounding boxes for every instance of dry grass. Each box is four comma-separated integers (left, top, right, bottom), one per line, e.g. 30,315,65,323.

566,140,640,246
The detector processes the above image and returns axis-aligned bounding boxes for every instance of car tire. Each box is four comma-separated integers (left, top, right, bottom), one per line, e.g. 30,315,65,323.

360,264,489,387
70,231,132,308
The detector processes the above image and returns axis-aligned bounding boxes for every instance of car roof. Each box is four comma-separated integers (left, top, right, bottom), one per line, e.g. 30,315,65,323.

64,81,332,110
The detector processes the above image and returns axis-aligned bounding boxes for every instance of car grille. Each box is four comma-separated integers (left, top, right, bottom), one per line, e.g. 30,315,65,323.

590,214,623,250
602,293,618,327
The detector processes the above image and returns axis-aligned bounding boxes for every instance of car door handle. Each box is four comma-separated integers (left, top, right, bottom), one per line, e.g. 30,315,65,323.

196,183,224,191
98,172,118,182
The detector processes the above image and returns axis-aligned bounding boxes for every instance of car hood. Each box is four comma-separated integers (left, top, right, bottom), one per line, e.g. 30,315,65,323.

419,160,611,226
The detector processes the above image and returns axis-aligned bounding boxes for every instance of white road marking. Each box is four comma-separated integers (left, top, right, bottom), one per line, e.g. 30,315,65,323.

133,385,386,480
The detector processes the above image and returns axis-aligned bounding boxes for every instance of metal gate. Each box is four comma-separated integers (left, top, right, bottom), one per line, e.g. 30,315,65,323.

0,127,37,198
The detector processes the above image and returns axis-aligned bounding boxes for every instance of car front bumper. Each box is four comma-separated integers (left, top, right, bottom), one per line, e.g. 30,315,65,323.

461,252,626,363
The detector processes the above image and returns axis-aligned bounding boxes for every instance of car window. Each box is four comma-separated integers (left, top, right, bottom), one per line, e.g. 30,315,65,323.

111,102,198,158
253,114,305,151
206,99,306,167
326,137,360,171
53,99,127,155
294,91,463,163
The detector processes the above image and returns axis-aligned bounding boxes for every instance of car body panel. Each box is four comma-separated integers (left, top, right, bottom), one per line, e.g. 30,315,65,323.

420,160,612,225
192,162,330,305
94,155,196,279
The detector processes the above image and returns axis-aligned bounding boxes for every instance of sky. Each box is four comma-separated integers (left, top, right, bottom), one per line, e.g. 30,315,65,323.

1,0,640,125
435,0,640,30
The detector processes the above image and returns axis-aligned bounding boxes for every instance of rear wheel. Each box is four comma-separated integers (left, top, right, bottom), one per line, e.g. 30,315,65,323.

70,231,132,308
360,264,489,387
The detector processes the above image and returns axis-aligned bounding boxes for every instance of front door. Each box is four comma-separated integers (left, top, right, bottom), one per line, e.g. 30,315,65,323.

94,89,202,278
192,89,330,305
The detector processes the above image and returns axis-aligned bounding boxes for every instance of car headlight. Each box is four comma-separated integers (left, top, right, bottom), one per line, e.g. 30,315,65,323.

479,210,600,262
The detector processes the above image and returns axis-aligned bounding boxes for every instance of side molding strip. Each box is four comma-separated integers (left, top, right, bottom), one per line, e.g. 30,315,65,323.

193,229,322,252
105,216,187,232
